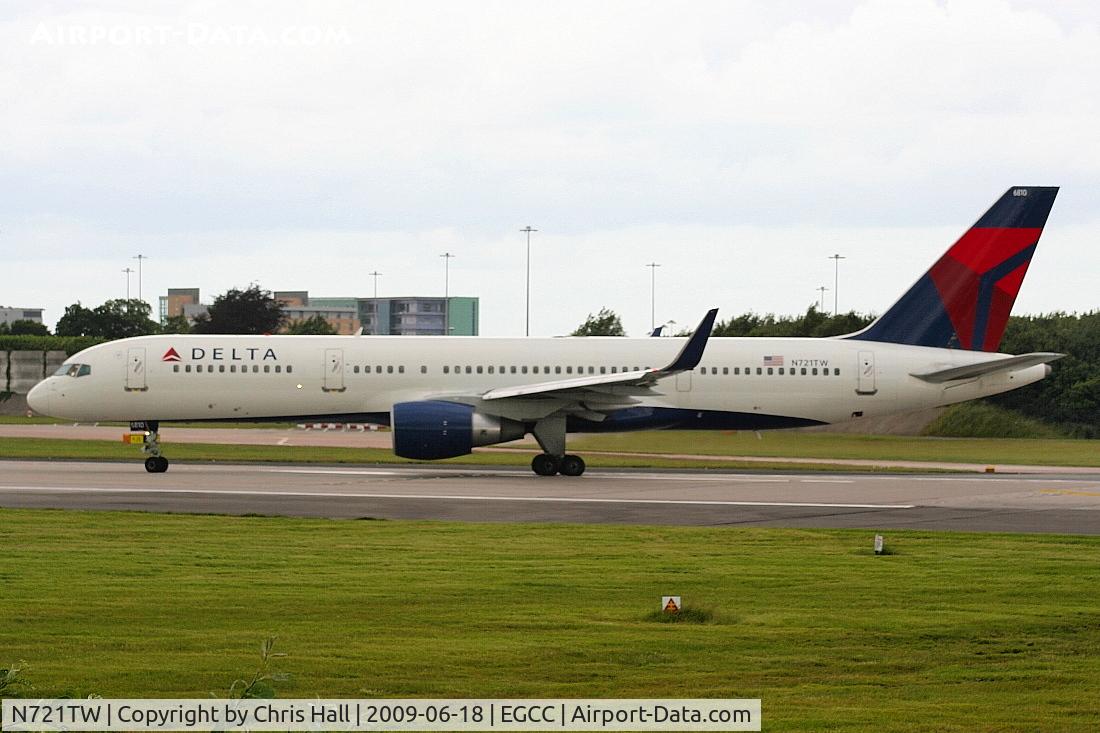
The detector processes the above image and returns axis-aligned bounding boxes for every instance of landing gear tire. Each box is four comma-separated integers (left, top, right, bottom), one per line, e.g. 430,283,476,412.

144,456,168,473
559,454,586,477
531,454,560,476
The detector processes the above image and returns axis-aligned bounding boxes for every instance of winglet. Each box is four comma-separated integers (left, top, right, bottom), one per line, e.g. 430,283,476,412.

663,308,718,372
649,325,664,337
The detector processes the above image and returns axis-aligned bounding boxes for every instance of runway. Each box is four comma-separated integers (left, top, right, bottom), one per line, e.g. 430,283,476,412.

2,460,1100,533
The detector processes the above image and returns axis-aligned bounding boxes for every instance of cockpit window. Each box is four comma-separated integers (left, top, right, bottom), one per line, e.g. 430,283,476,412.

54,363,91,377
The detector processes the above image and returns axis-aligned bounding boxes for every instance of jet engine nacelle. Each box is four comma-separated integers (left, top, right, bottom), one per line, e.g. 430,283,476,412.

392,400,526,459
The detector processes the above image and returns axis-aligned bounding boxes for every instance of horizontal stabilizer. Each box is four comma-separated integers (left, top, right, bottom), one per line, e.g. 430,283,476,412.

911,352,1063,383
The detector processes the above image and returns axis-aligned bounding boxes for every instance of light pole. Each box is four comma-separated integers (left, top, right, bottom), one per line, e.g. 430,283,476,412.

520,226,537,336
132,254,149,305
123,267,134,302
646,262,661,332
828,253,845,315
816,285,829,311
369,271,382,300
440,252,455,335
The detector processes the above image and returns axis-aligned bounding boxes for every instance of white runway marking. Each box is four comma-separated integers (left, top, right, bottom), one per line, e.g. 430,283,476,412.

0,485,916,510
265,468,794,482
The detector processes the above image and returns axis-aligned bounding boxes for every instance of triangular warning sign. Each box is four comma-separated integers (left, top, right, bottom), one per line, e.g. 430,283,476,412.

664,597,680,613
162,347,182,362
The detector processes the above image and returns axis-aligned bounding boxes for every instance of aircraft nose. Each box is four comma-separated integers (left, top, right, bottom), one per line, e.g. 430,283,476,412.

27,379,51,415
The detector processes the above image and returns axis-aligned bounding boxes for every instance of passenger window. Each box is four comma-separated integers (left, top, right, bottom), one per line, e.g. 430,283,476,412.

555,366,562,374
733,367,739,375
420,365,427,374
275,365,282,373
544,366,550,373
488,366,494,374
230,365,237,373
756,367,762,375
499,366,505,373
834,368,840,376
812,368,818,375
723,367,729,375
588,367,594,374
173,364,180,373
801,368,807,375
600,366,607,374
533,366,540,374
778,368,784,375
253,365,259,373
286,365,293,374
464,366,471,374
264,365,271,373
767,367,773,375
388,365,394,374
611,366,618,373
477,366,483,374
521,366,528,374
185,365,192,373
455,365,461,374
510,366,517,374
566,366,573,374
354,365,360,373
398,366,405,374
444,365,450,374
219,365,226,373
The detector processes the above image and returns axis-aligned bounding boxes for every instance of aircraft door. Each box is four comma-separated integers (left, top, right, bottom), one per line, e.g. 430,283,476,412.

856,351,877,395
676,371,692,392
323,348,346,392
125,347,147,391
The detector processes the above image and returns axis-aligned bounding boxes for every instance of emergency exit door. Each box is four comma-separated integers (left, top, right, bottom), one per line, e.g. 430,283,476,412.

125,347,147,391
323,348,345,392
856,351,877,395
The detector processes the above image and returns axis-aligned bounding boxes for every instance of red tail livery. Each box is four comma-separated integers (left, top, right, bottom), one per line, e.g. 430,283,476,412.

850,186,1058,351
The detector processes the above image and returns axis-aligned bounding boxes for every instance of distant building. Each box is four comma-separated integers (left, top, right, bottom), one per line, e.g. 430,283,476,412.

358,296,478,336
159,288,205,323
159,289,478,336
276,292,360,335
0,307,44,327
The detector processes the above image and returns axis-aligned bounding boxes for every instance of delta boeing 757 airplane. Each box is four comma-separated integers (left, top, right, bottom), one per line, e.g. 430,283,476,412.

29,187,1062,476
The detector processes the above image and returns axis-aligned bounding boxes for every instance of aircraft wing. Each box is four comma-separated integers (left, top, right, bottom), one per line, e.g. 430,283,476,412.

910,352,1064,383
480,308,718,401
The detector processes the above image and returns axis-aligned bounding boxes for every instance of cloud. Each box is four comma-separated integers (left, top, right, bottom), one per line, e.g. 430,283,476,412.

2,0,1098,333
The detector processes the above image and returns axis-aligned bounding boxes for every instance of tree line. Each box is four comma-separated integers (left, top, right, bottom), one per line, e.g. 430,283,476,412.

14,292,1099,436
572,305,1099,436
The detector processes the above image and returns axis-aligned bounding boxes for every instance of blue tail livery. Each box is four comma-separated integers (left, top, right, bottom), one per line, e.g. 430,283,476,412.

848,186,1058,352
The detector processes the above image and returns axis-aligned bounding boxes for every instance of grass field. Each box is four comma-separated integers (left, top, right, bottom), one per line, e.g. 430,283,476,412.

2,509,1098,731
0,437,913,473
567,431,1100,467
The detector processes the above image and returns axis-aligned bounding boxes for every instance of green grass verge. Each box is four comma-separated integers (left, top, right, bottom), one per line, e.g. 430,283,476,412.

0,415,299,429
565,430,1100,466
2,509,1099,731
0,437,915,472
923,402,1069,439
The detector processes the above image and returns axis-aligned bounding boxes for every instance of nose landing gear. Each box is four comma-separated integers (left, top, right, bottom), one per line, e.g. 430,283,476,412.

131,421,169,473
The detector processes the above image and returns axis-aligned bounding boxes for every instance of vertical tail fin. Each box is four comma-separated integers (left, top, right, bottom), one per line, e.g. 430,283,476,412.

848,186,1058,352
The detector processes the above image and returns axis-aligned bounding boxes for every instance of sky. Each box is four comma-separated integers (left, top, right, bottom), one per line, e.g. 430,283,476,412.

3,0,1099,336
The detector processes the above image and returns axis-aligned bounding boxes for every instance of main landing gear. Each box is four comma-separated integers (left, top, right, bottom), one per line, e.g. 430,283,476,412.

528,415,586,477
131,420,169,473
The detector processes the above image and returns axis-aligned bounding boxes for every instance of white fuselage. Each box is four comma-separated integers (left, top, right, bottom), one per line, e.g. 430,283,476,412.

29,334,1048,430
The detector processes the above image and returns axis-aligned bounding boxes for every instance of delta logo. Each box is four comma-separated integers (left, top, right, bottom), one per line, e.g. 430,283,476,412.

161,348,182,362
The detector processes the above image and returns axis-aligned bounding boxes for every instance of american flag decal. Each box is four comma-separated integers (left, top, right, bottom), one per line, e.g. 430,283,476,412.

763,355,784,366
